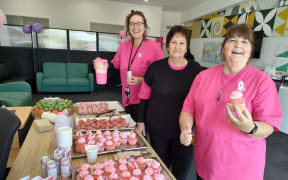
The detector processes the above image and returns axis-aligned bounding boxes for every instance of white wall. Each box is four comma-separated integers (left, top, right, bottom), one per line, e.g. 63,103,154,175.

1,0,163,36
181,0,242,23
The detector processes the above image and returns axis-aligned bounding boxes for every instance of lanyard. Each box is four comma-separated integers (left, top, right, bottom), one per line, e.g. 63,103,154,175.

127,39,144,71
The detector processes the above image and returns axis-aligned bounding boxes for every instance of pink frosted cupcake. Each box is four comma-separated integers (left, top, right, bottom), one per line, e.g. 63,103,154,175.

96,176,105,180
76,131,84,139
108,159,116,167
151,161,161,174
118,163,128,174
106,135,113,141
136,157,146,170
83,175,94,180
93,169,104,179
105,140,115,151
87,139,96,145
104,165,116,177
96,142,105,152
144,167,154,176
129,176,139,180
121,170,131,180
76,137,86,154
96,130,102,136
104,130,111,137
108,172,119,180
120,133,128,144
112,130,120,137
113,136,121,147
128,130,137,145
154,174,165,180
93,163,104,170
132,168,142,179
77,170,89,180
143,175,153,180
80,163,91,173
118,158,127,166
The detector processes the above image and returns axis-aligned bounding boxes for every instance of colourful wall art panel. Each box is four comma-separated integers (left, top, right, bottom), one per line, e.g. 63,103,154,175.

273,7,288,36
254,9,277,36
222,15,238,36
201,41,222,64
210,17,224,38
200,19,212,38
191,20,201,38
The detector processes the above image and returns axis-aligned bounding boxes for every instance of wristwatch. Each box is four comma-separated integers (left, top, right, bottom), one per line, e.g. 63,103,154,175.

243,122,258,134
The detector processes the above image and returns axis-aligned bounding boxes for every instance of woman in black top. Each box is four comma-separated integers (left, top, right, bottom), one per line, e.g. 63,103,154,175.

137,25,202,180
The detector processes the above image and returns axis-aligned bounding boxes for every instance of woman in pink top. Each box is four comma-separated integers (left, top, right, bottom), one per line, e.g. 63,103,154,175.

179,24,282,180
111,10,164,122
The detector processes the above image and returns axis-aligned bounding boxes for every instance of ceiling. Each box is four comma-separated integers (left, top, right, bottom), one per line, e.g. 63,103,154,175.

105,0,206,12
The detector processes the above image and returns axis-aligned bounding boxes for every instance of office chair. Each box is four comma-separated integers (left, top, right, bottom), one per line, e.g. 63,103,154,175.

0,108,21,179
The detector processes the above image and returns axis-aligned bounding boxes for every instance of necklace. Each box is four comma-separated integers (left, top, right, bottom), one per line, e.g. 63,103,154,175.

217,69,242,101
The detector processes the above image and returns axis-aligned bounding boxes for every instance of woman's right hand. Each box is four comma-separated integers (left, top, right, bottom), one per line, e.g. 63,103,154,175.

137,122,146,136
180,130,193,146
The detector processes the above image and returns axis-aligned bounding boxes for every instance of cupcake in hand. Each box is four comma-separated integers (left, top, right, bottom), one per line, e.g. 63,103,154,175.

227,90,246,112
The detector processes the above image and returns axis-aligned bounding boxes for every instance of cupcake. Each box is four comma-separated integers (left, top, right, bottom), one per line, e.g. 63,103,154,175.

104,130,111,137
77,170,89,180
151,161,161,174
96,176,105,180
128,130,137,145
118,158,127,166
83,175,94,180
87,139,96,145
113,136,121,147
118,163,128,174
76,137,86,154
80,163,91,173
136,157,146,170
108,159,116,167
113,130,120,137
106,135,113,141
108,172,119,180
96,130,102,136
132,168,142,179
143,175,153,180
93,163,104,170
129,176,139,180
121,170,131,180
227,90,246,112
154,174,165,180
105,140,115,151
104,165,116,177
93,169,104,179
96,142,105,152
144,167,154,176
120,133,128,144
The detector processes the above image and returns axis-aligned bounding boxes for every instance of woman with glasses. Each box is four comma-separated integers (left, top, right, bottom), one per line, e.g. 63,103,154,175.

111,10,164,122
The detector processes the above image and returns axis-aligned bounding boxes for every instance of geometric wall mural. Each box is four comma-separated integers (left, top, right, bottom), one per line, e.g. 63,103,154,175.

222,15,238,36
246,11,256,26
273,7,288,37
200,19,212,38
210,17,224,38
253,9,277,36
239,13,249,24
225,5,240,16
279,0,288,7
239,0,257,14
277,50,288,57
257,0,279,10
191,20,201,38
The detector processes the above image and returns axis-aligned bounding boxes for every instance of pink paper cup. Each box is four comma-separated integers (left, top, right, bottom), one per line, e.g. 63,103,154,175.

96,72,107,85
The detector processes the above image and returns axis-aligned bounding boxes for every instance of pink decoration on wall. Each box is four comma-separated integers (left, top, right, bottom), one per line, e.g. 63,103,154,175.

0,9,7,27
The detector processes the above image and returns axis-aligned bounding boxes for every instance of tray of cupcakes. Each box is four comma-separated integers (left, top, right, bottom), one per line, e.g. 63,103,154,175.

74,114,136,132
72,129,147,158
75,101,124,115
72,156,172,180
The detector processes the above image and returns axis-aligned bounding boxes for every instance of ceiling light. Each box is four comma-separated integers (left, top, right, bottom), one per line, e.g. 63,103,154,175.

144,0,149,2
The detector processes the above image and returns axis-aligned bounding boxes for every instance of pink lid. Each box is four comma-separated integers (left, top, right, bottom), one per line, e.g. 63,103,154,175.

106,140,113,146
154,174,165,180
230,90,243,99
93,163,104,170
80,163,90,170
119,164,128,171
109,172,118,179
84,175,94,180
133,168,142,176
145,167,154,176
78,137,86,144
122,171,131,177
136,157,146,164
78,170,89,177
143,175,153,180
93,169,103,175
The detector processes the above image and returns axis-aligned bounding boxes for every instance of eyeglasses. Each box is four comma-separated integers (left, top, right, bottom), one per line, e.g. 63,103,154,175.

129,22,144,27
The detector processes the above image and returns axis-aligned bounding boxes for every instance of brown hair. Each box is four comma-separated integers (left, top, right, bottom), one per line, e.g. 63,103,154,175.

222,24,255,57
166,25,194,60
125,10,148,39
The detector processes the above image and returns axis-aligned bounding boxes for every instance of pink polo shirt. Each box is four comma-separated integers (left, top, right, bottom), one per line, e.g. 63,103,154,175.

182,64,282,180
111,39,164,106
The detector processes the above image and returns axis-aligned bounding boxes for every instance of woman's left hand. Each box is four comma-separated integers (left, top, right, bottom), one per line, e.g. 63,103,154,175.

226,104,255,133
127,76,143,85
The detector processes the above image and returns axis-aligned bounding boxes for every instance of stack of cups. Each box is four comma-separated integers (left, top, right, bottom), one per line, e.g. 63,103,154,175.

57,127,73,150
93,58,109,85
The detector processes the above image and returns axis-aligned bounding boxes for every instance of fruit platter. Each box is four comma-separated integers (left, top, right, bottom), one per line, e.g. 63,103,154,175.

32,98,75,118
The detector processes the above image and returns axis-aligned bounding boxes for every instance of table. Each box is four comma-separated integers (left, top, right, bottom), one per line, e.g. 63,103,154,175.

7,105,176,180
7,106,32,167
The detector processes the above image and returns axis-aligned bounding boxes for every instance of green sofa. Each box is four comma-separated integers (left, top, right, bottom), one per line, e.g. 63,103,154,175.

0,81,32,106
36,62,94,93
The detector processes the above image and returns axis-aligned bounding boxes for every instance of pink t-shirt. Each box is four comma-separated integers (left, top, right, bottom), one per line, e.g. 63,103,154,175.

182,64,282,180
139,62,188,100
111,39,164,106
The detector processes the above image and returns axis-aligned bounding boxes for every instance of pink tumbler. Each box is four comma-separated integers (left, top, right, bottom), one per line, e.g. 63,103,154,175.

94,58,108,85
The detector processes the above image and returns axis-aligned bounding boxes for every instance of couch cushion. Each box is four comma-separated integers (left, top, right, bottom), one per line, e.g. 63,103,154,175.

0,92,31,106
43,62,66,78
67,63,88,78
42,77,66,86
67,77,89,86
